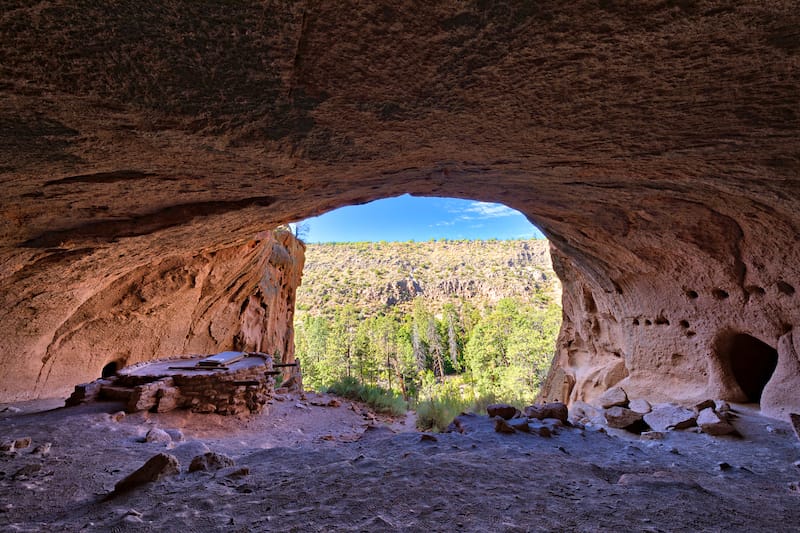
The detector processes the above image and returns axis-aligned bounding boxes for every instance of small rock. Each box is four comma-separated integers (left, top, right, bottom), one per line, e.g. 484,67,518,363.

508,419,531,433
31,442,51,456
445,413,480,434
273,394,286,402
13,437,32,450
628,399,652,414
219,466,250,479
694,399,716,412
714,400,731,414
145,428,172,444
294,402,308,410
643,404,697,432
640,431,665,441
535,426,552,438
597,387,628,409
419,434,438,442
172,440,211,464
110,411,126,422
493,416,516,434
165,429,185,443
487,403,517,420
189,452,235,473
789,481,800,494
0,441,15,452
310,397,342,408
1,406,21,413
604,406,644,429
697,407,736,436
13,463,42,480
113,453,180,494
793,460,800,470
718,462,733,471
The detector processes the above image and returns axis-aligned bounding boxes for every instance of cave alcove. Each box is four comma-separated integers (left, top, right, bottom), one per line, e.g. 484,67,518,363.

101,361,120,379
716,333,778,404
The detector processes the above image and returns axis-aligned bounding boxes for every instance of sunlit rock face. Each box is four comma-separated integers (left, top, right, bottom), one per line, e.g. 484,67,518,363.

0,229,304,401
1,1,799,417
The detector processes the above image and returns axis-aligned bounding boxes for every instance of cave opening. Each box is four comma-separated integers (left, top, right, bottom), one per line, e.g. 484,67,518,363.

719,333,778,403
101,361,119,379
291,194,561,419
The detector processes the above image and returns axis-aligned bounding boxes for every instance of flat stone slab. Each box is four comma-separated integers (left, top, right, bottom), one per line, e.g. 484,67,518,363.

120,355,268,379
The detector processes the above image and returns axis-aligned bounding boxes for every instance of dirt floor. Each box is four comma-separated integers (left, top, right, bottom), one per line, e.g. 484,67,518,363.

1,393,799,532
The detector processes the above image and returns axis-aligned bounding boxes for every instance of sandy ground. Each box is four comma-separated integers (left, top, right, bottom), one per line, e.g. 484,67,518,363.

1,393,799,532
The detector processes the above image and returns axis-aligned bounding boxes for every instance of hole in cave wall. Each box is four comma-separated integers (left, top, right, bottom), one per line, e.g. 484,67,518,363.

715,332,778,403
101,361,120,378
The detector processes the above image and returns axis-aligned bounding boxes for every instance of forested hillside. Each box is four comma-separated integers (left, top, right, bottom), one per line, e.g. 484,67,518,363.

293,239,562,425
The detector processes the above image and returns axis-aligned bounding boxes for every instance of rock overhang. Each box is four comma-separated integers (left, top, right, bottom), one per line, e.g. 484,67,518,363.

1,1,799,417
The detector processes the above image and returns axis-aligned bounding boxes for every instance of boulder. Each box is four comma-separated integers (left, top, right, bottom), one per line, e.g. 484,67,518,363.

113,453,180,494
487,403,517,420
189,452,235,473
525,402,569,423
597,387,628,409
643,404,697,432
569,401,604,425
604,406,644,429
628,399,652,414
697,408,736,436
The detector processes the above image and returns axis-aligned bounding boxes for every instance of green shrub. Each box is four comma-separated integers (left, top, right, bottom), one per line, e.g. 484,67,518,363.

327,377,407,416
414,379,525,432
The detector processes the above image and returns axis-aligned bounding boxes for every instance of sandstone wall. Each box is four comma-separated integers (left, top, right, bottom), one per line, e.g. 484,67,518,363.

1,2,799,417
0,229,304,402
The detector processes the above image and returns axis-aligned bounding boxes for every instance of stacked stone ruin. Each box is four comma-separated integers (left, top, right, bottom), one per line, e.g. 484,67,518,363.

66,353,292,416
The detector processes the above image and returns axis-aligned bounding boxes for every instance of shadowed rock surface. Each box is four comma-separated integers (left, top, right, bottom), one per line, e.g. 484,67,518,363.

1,1,800,420
1,398,799,531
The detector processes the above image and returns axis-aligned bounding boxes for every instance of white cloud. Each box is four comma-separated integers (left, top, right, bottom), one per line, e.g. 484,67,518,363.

429,220,456,227
462,202,518,219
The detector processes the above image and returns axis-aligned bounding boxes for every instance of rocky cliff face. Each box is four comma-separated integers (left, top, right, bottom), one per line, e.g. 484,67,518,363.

0,228,304,401
1,1,799,418
298,240,558,315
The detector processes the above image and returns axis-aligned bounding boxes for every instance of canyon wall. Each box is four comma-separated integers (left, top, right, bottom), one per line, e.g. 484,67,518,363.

0,228,304,401
1,1,799,417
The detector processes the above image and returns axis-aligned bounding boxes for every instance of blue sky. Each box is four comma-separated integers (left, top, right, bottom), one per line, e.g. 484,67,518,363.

293,194,544,243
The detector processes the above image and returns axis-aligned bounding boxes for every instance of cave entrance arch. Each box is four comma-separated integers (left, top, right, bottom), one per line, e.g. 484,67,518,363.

292,195,561,407
716,333,778,403
101,361,120,379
